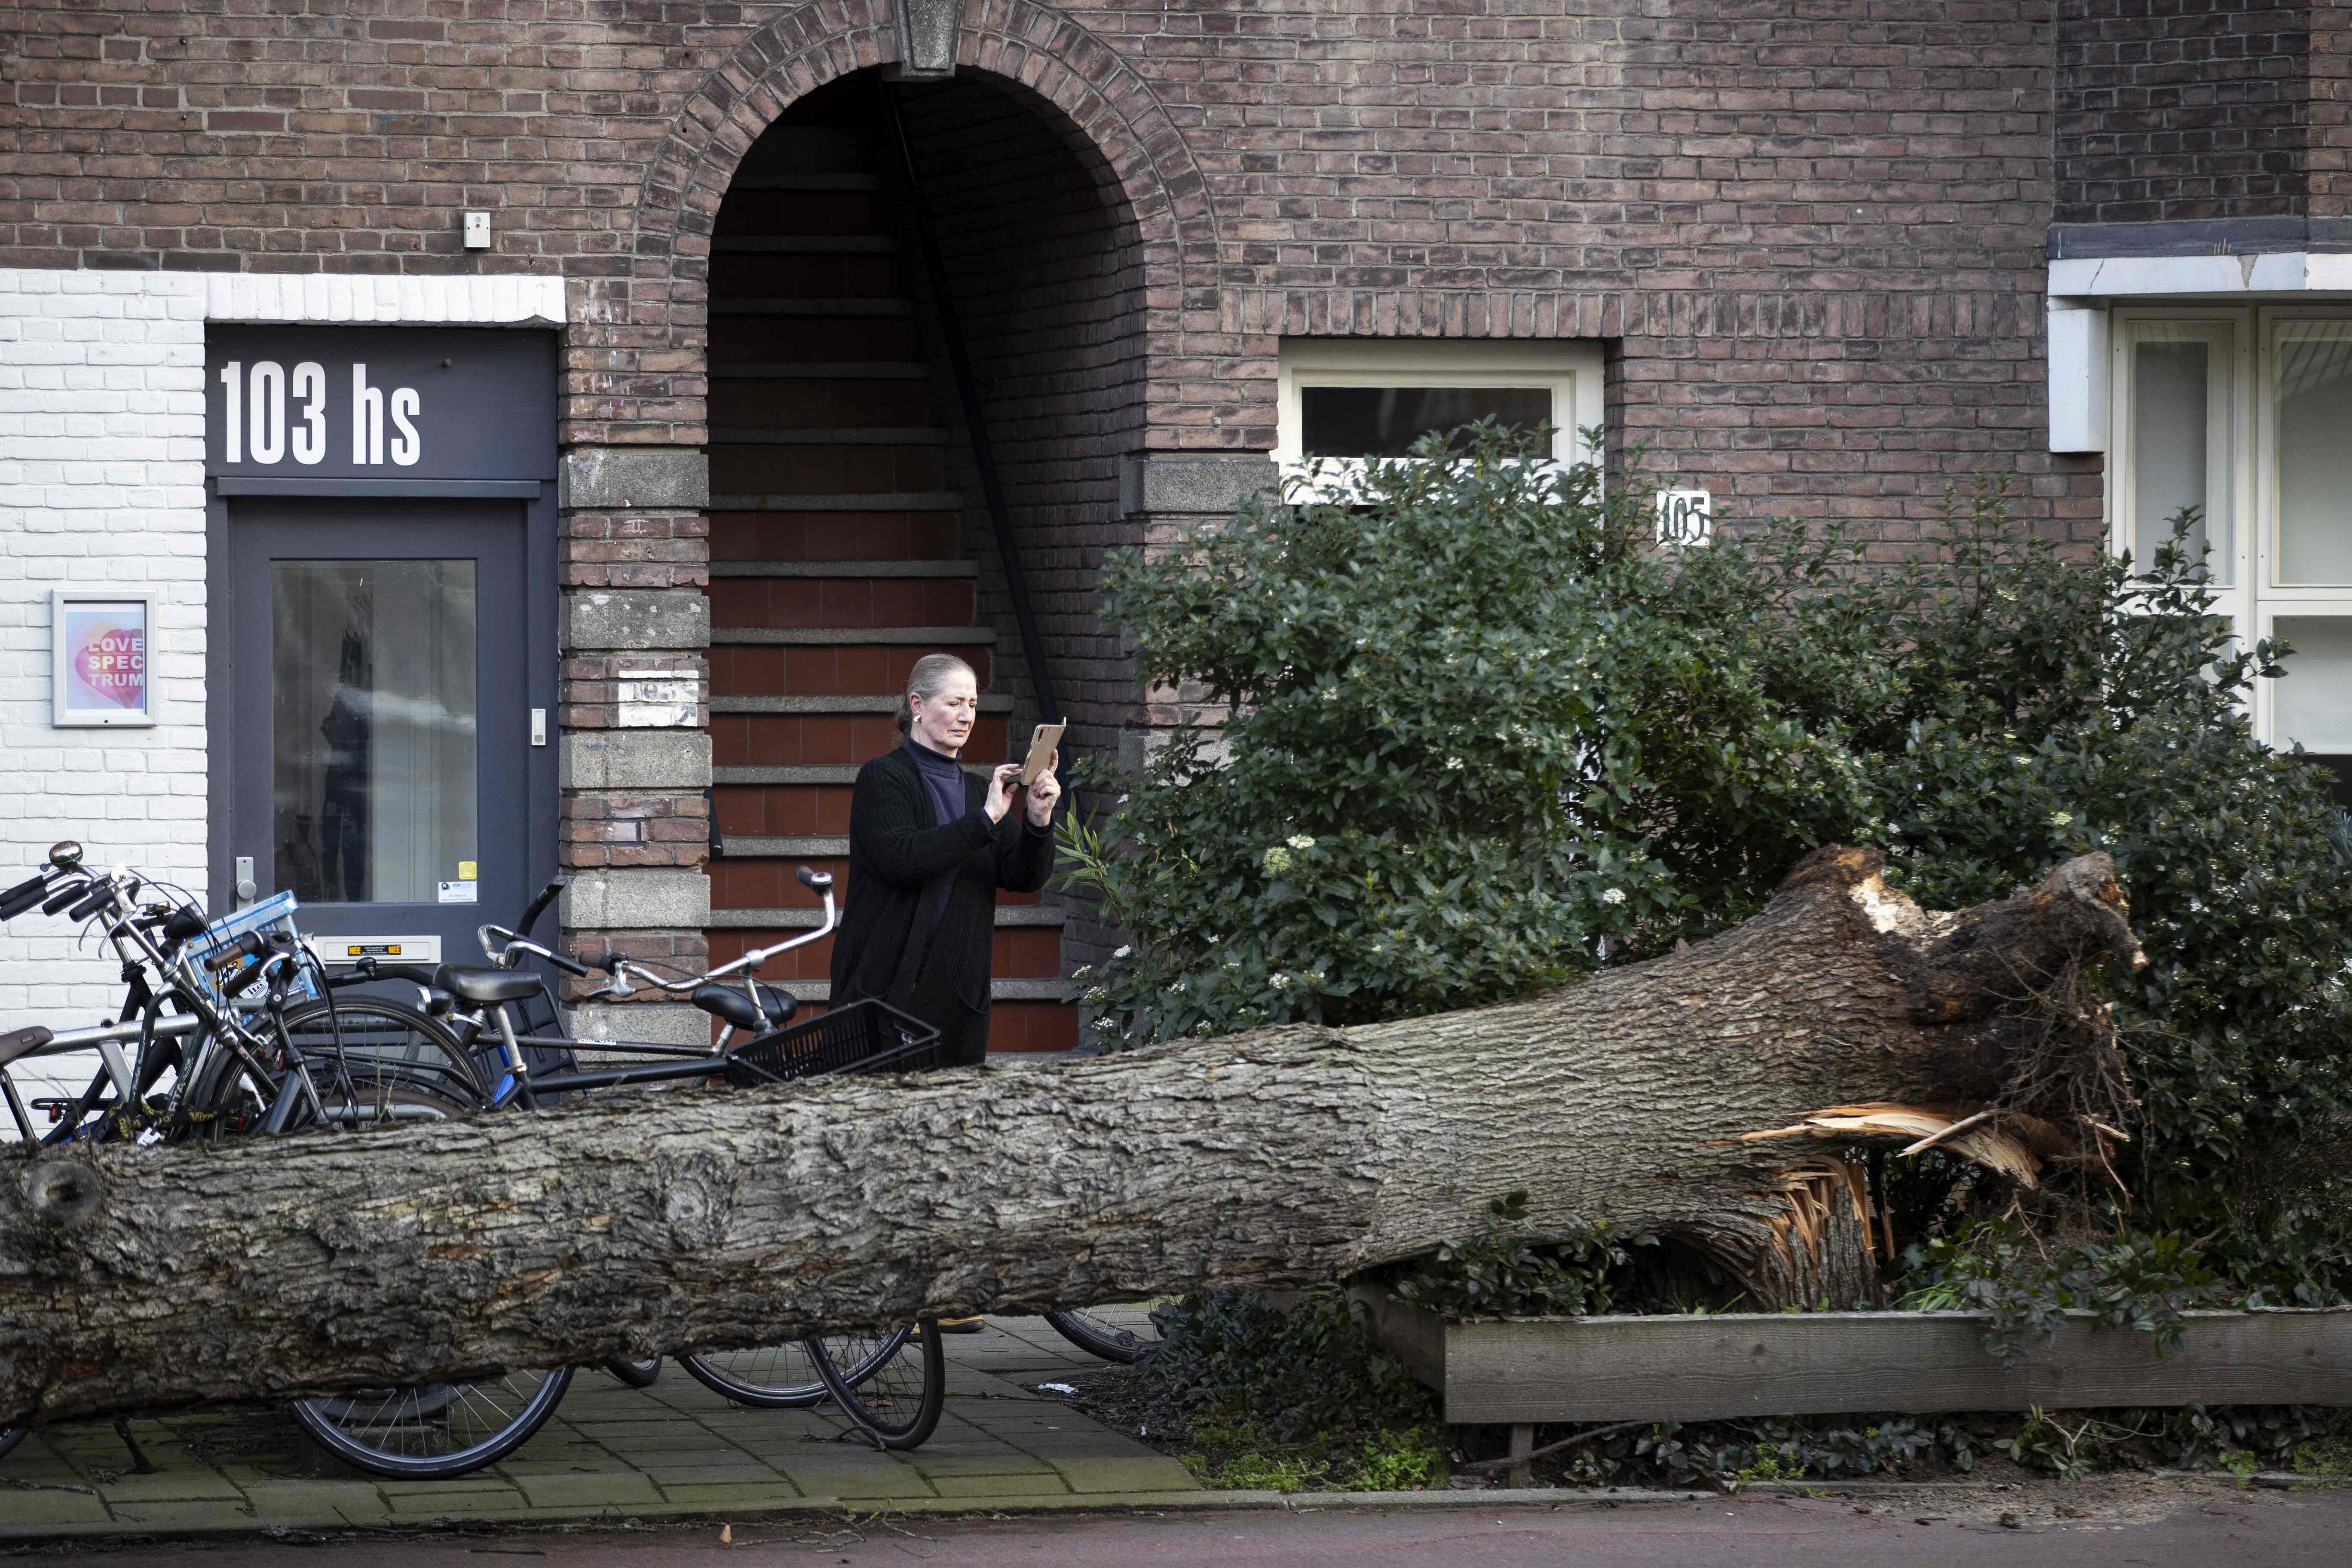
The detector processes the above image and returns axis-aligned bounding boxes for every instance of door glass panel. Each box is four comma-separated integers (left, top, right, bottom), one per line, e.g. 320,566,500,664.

2131,331,2228,582
1301,386,1552,457
2275,324,2352,583
272,560,478,904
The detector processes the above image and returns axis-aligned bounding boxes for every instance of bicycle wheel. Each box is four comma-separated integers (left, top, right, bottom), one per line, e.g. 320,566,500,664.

184,996,485,1142
677,1333,906,1410
188,1003,571,1479
809,1322,943,1450
291,1367,575,1480
606,1357,664,1388
1041,1306,1164,1365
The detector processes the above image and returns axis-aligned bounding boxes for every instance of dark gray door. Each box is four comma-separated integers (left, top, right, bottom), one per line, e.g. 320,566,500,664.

226,499,530,962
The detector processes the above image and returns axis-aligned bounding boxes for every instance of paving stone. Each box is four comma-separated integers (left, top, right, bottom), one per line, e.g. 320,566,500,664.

238,1479,389,1521
77,1468,248,1502
927,1471,1073,1498
773,1461,939,1500
102,1498,259,1528
0,1487,113,1531
653,1479,812,1506
1047,1454,1202,1494
513,1472,665,1509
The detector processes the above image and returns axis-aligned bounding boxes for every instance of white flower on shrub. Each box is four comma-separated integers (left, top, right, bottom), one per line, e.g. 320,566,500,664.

1270,973,1292,990
1286,834,1316,851
1601,887,1627,906
1263,845,1293,874
1113,945,1133,959
1093,1017,1117,1031
1445,756,1464,770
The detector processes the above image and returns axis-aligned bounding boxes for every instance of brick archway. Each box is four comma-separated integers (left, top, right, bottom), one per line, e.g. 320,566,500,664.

633,0,1220,301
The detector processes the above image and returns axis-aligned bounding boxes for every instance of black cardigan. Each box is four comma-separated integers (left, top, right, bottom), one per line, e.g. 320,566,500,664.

829,745,1055,1062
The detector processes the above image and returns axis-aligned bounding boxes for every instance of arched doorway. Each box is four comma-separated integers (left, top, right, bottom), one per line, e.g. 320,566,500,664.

701,69,1144,1054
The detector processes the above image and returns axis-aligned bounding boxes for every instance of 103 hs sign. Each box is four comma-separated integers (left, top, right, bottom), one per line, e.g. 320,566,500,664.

203,327,557,484
217,360,422,469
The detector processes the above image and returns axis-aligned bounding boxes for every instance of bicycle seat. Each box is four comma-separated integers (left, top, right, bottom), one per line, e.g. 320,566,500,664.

432,965,544,1005
0,1025,53,1067
691,983,795,1032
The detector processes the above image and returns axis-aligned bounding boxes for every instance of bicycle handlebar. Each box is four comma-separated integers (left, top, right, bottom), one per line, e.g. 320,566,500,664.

40,882,85,917
0,872,50,919
65,882,114,923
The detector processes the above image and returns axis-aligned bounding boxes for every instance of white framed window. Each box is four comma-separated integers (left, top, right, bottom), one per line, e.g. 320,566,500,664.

2110,305,2352,795
1274,339,1604,493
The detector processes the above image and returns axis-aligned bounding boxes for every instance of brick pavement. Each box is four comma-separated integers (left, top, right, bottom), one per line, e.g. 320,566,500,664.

0,1314,1198,1538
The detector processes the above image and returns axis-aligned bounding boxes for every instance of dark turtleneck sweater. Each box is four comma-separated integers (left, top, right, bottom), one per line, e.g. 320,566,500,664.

905,738,968,830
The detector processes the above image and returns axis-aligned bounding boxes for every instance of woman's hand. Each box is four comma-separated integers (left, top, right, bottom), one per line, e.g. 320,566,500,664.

985,763,1023,823
1024,752,1061,826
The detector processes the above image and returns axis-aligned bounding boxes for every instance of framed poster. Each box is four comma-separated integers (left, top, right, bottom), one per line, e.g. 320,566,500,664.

52,590,157,728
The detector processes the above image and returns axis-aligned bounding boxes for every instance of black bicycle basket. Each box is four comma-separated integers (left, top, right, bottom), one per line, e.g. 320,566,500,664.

721,998,941,1089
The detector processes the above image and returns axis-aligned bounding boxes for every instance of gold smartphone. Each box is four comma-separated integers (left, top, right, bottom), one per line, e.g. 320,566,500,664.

1019,721,1066,787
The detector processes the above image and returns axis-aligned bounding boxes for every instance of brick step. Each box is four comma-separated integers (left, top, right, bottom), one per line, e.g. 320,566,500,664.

713,625,994,644
713,190,885,235
712,235,900,254
707,573,972,631
710,712,1007,767
711,693,1011,717
710,378,931,429
711,297,913,316
709,640,993,697
708,928,1066,982
710,853,1039,910
709,492,964,518
713,315,917,361
710,558,976,577
710,903,1064,929
710,445,945,496
735,124,873,172
709,513,959,563
710,362,930,380
723,173,884,192
710,254,905,298
711,857,1041,912
707,427,949,445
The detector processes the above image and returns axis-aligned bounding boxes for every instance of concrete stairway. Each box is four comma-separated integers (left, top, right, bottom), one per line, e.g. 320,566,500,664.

702,124,1077,1053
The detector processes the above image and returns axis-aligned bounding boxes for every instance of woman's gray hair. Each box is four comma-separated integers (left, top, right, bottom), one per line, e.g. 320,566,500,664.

898,651,978,736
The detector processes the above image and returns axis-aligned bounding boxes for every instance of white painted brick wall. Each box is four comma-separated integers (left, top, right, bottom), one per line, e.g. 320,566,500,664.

0,267,566,1129
0,268,209,1113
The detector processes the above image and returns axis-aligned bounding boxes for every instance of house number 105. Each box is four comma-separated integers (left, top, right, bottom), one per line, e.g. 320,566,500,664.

218,361,422,467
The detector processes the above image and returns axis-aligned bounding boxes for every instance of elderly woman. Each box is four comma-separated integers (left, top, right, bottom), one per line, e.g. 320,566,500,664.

829,652,1060,1069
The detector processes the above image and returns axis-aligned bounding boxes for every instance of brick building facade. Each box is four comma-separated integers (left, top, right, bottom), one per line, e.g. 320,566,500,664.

1,1,2345,1061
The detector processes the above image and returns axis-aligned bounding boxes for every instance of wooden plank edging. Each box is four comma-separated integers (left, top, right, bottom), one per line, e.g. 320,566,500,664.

1353,1294,2352,1424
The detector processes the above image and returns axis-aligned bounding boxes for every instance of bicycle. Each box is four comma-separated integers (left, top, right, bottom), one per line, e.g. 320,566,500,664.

0,846,501,1467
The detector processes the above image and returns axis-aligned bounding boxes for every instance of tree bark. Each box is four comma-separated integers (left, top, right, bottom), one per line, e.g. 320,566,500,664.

0,847,2141,1428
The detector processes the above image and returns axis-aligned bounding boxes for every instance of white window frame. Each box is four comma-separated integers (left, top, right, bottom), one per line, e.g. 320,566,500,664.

2107,304,2352,751
1274,339,1604,496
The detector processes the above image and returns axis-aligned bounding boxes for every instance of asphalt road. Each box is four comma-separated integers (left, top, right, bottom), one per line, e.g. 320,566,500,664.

35,1487,2352,1567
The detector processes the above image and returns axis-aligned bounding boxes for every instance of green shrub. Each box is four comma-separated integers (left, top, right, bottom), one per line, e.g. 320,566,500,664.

1138,1288,1433,1446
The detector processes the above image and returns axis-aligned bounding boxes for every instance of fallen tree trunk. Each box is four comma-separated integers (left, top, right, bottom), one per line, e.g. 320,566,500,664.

0,846,2141,1427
